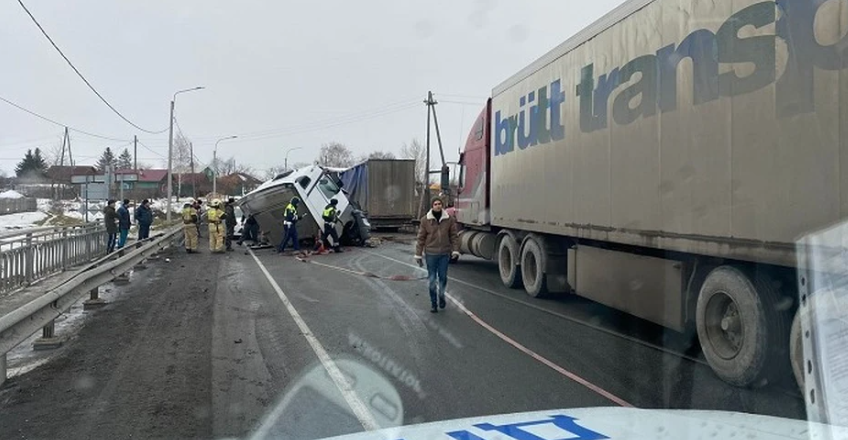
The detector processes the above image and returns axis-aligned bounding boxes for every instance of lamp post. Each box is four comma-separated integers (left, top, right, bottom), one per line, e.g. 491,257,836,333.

167,86,204,221
284,146,303,171
212,135,238,195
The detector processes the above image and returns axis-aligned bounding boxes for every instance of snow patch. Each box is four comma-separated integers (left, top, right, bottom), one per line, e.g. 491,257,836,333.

0,211,48,230
0,190,25,199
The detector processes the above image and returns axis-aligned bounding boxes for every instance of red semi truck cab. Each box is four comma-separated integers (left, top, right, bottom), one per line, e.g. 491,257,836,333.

455,100,491,229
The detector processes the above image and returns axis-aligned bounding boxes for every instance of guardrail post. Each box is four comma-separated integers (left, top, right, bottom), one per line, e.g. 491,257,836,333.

24,232,34,284
33,319,62,350
61,230,69,270
83,286,107,310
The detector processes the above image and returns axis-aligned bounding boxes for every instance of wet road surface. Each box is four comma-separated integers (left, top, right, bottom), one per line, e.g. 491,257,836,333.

0,236,806,439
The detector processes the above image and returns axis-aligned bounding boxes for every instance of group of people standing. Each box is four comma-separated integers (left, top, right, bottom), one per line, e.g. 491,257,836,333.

181,197,259,254
102,199,154,253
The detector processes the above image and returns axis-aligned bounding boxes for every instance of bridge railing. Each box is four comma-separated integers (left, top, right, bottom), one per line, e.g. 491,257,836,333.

0,224,106,295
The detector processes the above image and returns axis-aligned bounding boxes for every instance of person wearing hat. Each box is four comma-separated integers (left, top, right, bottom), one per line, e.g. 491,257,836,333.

116,199,131,249
134,199,153,240
278,196,303,253
415,197,460,313
321,198,343,253
103,199,118,253
224,197,237,252
207,199,226,253
182,202,199,253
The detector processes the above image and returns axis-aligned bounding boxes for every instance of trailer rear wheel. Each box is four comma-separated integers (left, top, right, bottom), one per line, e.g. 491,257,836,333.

498,234,522,289
521,236,548,298
696,266,789,387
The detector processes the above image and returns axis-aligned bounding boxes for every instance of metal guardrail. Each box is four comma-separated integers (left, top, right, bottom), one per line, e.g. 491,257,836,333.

0,224,106,295
0,225,182,385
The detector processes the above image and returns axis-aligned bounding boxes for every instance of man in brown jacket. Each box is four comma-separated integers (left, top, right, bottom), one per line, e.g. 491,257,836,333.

415,197,460,313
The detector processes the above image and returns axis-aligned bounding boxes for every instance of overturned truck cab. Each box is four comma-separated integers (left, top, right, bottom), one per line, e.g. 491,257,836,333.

237,165,370,248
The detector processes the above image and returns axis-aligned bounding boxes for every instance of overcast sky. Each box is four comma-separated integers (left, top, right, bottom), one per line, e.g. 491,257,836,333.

0,0,625,177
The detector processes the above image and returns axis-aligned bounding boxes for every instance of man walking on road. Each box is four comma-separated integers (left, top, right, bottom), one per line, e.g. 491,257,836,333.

415,197,460,313
103,199,118,254
277,197,302,253
135,199,153,240
321,198,343,253
116,199,131,249
182,202,199,253
224,197,237,252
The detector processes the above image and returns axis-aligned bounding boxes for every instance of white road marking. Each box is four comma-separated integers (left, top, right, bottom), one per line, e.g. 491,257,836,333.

367,248,707,366
364,250,634,407
248,250,380,431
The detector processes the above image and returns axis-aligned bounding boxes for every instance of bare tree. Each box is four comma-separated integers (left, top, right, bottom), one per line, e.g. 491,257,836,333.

316,142,355,168
265,165,287,180
171,133,193,174
43,140,67,167
400,138,427,184
368,150,396,160
213,156,255,177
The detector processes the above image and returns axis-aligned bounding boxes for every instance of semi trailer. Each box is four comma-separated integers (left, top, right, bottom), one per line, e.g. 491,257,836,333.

453,0,848,389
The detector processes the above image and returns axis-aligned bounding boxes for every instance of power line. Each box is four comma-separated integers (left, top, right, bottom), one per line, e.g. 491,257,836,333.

16,0,168,135
136,140,166,158
180,97,422,143
0,94,131,142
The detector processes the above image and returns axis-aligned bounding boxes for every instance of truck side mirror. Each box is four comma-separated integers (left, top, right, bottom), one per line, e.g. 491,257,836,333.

440,165,450,191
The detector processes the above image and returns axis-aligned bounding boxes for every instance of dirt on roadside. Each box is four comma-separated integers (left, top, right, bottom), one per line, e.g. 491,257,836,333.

0,247,220,440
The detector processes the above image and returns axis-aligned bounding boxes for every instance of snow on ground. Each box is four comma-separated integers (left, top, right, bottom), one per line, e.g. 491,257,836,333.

0,212,48,231
0,190,24,199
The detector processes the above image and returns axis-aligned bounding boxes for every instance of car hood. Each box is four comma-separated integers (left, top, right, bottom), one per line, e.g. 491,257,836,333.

322,407,837,440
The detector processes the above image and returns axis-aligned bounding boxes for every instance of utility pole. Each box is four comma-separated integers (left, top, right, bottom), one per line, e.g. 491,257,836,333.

190,142,196,198
166,100,175,221
418,91,436,217
133,135,138,170
67,128,74,167
59,127,68,166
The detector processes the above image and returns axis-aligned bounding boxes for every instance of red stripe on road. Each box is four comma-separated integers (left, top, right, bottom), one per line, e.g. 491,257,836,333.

447,295,634,408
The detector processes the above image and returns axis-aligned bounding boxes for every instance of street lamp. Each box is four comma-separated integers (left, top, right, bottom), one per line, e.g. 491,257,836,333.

212,135,238,195
167,86,204,221
284,146,304,171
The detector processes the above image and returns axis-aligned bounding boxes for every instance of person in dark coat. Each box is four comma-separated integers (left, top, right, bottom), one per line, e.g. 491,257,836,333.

116,199,131,249
135,199,153,240
238,213,259,245
103,199,118,253
224,198,237,251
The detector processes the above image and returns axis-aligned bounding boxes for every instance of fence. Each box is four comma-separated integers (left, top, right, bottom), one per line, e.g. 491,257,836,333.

0,198,37,215
0,224,106,295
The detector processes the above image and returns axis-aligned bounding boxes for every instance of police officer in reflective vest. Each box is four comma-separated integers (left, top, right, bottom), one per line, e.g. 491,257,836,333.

321,199,343,253
277,197,302,253
182,202,199,253
207,199,226,253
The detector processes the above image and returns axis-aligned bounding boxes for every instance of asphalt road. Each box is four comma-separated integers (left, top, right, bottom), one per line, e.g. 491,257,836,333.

0,236,806,439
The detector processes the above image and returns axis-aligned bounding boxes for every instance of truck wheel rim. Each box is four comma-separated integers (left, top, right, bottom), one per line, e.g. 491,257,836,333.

525,250,537,286
704,291,744,360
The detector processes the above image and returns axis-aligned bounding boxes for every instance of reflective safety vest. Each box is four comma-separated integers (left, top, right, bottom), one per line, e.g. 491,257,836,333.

208,208,223,224
284,203,298,223
322,205,337,222
182,207,196,224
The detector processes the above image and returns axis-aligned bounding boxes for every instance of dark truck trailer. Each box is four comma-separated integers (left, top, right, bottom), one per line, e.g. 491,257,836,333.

339,159,416,230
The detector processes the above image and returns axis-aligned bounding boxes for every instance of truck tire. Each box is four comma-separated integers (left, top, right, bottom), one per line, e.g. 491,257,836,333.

696,266,790,387
498,234,522,289
521,236,548,298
